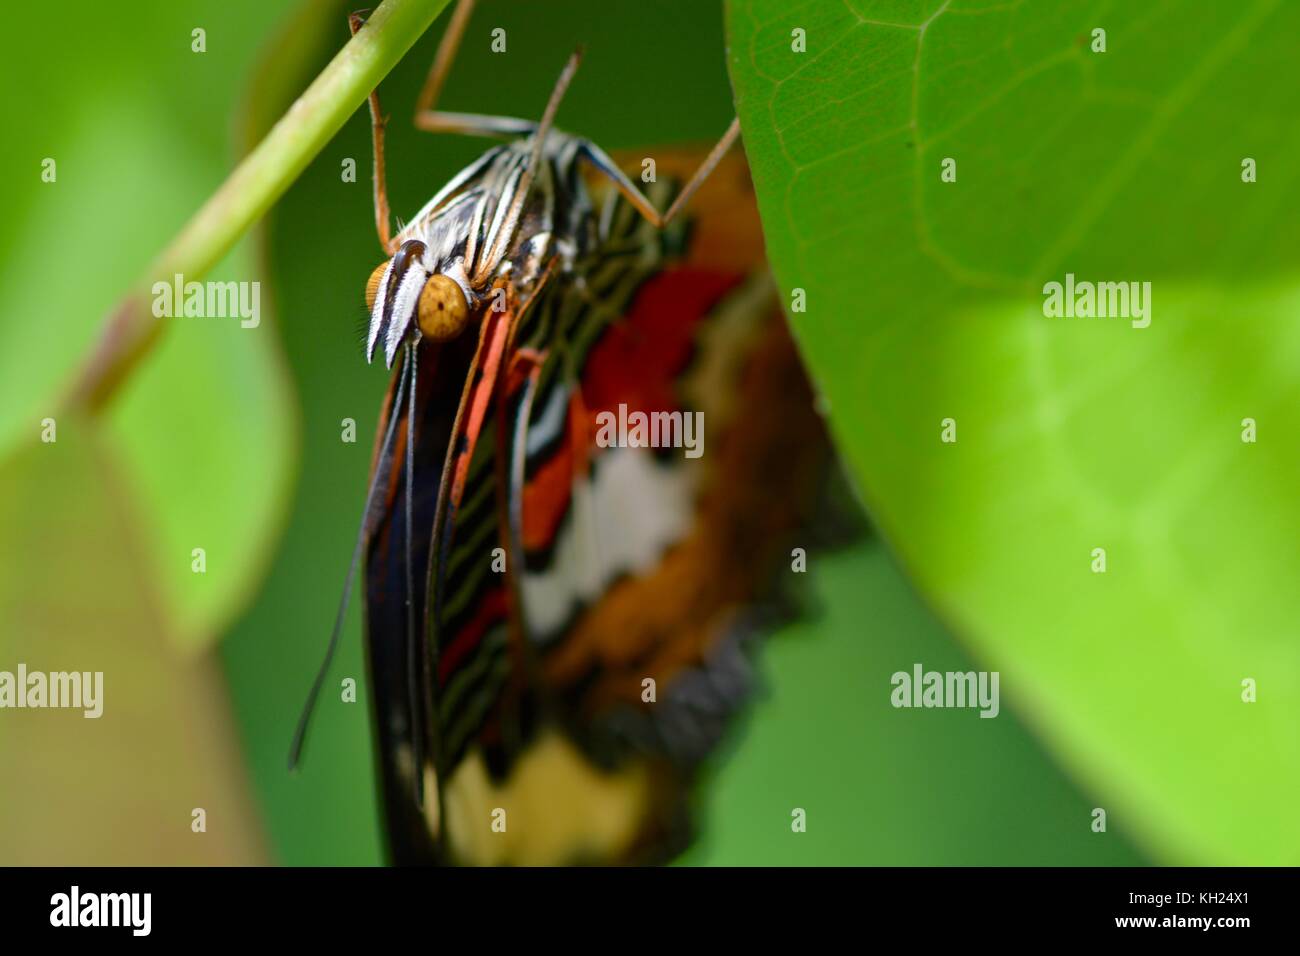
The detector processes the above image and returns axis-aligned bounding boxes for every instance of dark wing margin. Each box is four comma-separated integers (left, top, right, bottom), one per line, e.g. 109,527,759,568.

363,330,476,865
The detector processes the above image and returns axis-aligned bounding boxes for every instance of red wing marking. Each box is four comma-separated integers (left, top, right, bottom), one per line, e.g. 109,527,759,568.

449,307,511,507
577,268,740,442
521,437,574,552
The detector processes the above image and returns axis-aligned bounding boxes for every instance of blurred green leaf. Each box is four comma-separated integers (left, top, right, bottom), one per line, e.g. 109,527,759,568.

727,0,1300,863
0,427,266,864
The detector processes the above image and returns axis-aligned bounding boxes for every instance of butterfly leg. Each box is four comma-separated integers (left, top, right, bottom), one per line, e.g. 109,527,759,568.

413,0,539,139
350,10,396,252
580,117,742,229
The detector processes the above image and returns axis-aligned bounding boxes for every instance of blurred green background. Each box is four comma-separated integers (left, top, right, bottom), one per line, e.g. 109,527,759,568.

0,0,1185,865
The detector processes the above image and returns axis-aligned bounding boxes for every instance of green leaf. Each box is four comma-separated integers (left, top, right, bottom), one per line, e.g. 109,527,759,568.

727,0,1300,863
0,428,266,863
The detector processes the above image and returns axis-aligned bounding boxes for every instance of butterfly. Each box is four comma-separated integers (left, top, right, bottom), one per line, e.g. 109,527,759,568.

291,0,852,866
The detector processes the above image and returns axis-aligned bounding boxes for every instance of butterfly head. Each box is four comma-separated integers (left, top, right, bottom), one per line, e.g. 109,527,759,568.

365,238,475,367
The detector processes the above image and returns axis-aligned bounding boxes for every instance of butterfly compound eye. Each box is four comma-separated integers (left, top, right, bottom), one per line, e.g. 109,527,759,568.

417,274,470,341
365,262,388,311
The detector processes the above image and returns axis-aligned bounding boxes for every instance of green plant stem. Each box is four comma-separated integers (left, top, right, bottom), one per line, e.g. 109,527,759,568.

67,0,450,412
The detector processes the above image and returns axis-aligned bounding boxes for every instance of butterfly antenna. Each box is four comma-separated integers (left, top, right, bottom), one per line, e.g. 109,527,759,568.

404,341,427,808
288,353,412,770
532,46,582,162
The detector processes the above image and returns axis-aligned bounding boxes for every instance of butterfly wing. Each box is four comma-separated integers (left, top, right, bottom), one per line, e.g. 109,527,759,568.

424,148,848,865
